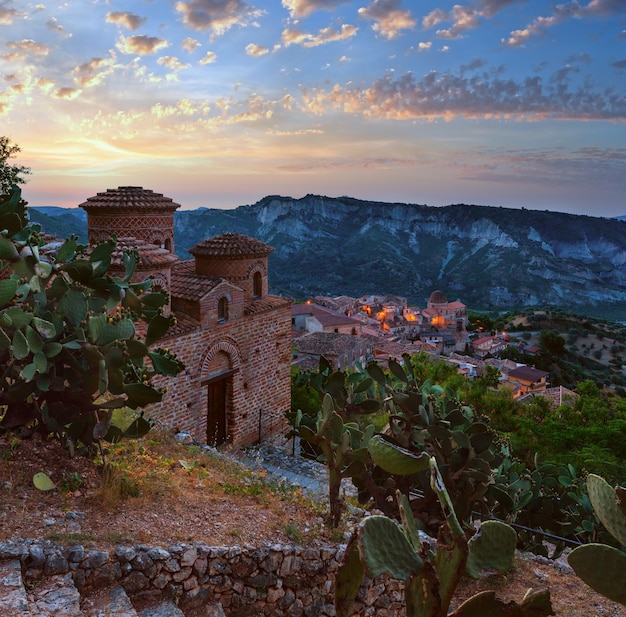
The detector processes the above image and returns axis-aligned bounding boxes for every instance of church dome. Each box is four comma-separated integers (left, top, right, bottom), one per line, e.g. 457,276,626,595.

428,290,447,306
190,233,273,259
79,186,180,253
79,186,181,211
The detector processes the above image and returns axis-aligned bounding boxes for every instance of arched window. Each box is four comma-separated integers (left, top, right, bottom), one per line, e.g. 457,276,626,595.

218,297,229,322
253,271,262,297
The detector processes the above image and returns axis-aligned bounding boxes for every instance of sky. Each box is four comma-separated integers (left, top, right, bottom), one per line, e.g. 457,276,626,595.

1,0,625,216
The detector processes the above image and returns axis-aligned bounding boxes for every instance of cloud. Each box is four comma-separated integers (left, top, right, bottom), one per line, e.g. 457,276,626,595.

72,54,117,87
199,51,217,64
418,41,431,51
117,35,169,55
358,0,416,40
434,6,480,39
53,87,81,100
0,4,20,25
6,39,49,56
46,17,65,33
175,0,265,37
300,65,626,121
421,0,524,40
503,0,626,47
246,43,270,56
282,23,357,47
612,59,626,69
503,15,557,46
182,37,201,53
106,11,147,31
282,0,351,19
157,56,191,77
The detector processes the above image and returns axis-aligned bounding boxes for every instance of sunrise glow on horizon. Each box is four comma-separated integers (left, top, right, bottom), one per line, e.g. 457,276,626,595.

1,0,625,216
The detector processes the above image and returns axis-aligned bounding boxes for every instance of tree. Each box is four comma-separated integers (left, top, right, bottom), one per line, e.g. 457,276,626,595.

0,179,184,453
0,137,31,193
539,330,566,357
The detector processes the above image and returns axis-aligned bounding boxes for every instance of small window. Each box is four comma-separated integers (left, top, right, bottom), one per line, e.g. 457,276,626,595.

218,297,229,322
253,271,262,297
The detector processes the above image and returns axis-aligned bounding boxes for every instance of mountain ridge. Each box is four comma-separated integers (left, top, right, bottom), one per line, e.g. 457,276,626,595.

30,195,626,313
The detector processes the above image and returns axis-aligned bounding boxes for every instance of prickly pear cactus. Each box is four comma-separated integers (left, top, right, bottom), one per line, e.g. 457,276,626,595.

567,543,626,605
335,459,553,617
585,473,626,546
466,520,517,579
567,474,626,606
450,589,554,617
368,434,430,476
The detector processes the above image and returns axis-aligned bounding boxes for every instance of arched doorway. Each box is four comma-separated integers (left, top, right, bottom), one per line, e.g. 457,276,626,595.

203,369,234,446
200,344,240,446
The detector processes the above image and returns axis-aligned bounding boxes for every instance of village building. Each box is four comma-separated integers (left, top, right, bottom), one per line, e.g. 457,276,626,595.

506,365,550,397
292,302,362,336
471,334,508,358
518,385,579,408
79,186,292,448
292,331,374,371
421,290,467,329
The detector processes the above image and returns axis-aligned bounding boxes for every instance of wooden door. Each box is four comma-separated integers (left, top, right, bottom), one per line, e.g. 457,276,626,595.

207,378,227,446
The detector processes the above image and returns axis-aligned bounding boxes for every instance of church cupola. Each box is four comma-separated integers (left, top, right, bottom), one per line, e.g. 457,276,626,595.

189,233,273,302
79,186,180,253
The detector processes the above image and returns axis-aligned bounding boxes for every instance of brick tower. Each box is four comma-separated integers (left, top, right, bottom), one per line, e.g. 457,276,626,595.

79,186,180,252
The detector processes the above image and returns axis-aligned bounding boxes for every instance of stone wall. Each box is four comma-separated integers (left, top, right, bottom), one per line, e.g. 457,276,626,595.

0,539,405,617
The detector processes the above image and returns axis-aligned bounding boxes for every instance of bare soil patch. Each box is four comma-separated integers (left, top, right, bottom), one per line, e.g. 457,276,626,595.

0,432,624,616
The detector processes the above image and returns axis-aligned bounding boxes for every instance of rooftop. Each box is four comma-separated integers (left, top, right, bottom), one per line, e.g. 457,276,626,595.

508,366,549,382
293,332,371,356
79,186,181,211
292,302,361,328
190,233,273,259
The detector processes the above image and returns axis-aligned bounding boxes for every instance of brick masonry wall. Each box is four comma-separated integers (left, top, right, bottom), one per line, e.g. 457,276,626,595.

194,257,268,301
87,212,175,251
148,299,292,448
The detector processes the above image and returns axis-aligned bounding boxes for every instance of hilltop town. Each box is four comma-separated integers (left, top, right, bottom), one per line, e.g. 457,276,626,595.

292,290,574,405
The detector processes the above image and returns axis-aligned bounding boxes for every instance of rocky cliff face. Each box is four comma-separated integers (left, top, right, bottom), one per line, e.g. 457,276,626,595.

31,195,626,311
173,195,626,310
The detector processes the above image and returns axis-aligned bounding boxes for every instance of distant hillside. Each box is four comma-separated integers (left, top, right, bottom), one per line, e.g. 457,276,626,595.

30,196,626,312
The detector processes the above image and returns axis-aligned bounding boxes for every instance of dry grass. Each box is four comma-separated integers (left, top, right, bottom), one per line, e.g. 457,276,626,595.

1,429,625,616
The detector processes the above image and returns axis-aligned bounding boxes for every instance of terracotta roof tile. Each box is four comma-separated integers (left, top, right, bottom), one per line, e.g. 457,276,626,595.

508,366,549,382
190,233,273,258
292,302,361,327
293,332,370,356
161,313,200,339
245,295,292,315
101,237,179,268
79,186,181,211
170,260,222,301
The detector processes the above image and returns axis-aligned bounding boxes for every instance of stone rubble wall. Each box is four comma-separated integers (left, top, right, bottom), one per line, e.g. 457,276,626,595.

0,539,406,617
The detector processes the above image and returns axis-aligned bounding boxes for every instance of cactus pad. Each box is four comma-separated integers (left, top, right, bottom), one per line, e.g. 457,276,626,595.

368,434,430,476
586,474,626,546
359,515,423,580
567,543,626,606
451,589,554,616
466,520,517,579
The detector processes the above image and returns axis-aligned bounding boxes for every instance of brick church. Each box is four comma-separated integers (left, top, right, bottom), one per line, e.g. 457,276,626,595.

79,186,292,447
